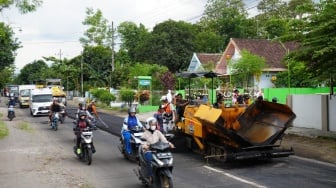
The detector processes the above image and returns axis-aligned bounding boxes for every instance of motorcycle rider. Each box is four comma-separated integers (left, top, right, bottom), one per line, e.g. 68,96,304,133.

87,99,99,118
73,112,95,154
121,107,143,154
141,117,174,181
7,97,16,118
49,98,61,123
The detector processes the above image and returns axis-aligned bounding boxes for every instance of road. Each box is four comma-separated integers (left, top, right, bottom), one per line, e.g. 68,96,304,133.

1,100,335,188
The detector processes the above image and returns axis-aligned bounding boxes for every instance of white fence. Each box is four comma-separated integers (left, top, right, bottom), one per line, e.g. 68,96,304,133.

287,94,336,132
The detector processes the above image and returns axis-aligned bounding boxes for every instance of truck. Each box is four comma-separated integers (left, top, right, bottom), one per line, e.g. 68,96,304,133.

46,79,67,106
18,85,36,108
29,88,53,117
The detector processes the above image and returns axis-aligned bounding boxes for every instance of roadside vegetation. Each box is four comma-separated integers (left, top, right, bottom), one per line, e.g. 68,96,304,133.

0,0,335,98
0,113,9,139
16,122,34,132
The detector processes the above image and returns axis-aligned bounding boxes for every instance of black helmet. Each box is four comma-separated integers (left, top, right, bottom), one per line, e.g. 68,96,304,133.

272,97,278,103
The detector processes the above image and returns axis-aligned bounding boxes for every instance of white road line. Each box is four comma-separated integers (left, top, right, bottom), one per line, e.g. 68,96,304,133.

203,165,267,188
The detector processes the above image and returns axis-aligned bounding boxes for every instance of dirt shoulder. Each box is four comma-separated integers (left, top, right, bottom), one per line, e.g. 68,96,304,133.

281,133,336,164
0,107,90,188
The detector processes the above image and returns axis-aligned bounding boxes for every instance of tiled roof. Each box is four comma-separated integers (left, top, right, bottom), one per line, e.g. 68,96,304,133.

196,53,222,65
231,38,300,69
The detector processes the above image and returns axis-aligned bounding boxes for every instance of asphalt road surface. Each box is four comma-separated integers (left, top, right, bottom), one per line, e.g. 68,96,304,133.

1,99,335,188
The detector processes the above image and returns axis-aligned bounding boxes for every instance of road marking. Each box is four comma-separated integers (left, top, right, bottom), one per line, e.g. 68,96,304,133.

203,165,267,188
291,156,336,167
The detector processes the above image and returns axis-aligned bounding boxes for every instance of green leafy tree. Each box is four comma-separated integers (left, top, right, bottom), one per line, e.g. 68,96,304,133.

146,20,196,73
200,0,250,44
80,8,112,47
0,23,21,70
194,30,224,52
119,87,136,107
291,0,336,82
82,45,112,87
90,88,116,105
15,60,49,84
117,21,150,62
0,0,42,13
230,50,266,88
0,66,15,88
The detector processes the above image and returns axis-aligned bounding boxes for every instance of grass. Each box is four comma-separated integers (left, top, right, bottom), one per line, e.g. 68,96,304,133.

0,113,9,139
16,122,34,132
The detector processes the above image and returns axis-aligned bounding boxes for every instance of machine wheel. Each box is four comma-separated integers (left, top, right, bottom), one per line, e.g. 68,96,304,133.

86,148,92,165
208,144,229,162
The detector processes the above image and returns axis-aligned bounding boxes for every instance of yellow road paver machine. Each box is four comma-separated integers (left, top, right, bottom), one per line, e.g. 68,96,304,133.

175,71,296,162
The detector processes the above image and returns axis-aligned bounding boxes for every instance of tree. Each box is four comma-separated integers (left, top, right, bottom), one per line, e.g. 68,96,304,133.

0,0,42,13
230,50,266,88
0,23,21,70
291,0,336,82
82,45,112,87
117,21,150,62
146,20,196,73
0,66,15,88
194,30,224,53
15,60,49,84
80,8,112,47
200,0,250,44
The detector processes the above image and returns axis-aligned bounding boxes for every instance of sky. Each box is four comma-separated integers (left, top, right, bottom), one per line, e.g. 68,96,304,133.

0,0,207,72
1,0,259,72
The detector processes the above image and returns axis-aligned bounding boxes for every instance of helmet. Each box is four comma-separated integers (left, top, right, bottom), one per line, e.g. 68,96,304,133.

145,117,157,130
160,95,167,101
10,97,14,100
272,97,278,103
79,111,87,118
128,107,136,114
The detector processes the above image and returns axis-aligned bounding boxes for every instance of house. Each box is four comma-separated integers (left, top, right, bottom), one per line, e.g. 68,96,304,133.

215,38,299,88
187,53,222,72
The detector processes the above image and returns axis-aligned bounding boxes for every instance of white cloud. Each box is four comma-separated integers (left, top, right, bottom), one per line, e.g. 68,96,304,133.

1,0,207,71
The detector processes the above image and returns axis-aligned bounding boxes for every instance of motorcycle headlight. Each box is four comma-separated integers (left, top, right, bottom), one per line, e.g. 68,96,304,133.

153,155,164,167
168,158,173,166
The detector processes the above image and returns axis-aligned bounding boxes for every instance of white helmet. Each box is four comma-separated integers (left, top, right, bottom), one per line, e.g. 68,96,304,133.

145,117,157,130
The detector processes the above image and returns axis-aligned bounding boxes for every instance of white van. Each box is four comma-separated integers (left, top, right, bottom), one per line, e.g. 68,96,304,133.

29,88,53,117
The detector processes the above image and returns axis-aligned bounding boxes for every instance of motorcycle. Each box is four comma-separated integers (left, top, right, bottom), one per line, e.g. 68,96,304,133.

59,106,66,124
135,141,174,188
73,127,95,165
118,124,144,161
51,112,59,131
8,105,15,121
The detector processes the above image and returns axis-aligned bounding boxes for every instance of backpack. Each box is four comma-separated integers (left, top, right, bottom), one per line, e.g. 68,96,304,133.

78,121,87,129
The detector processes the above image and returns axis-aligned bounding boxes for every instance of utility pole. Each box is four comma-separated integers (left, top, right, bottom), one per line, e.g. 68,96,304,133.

57,49,63,62
81,51,84,97
111,21,115,88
